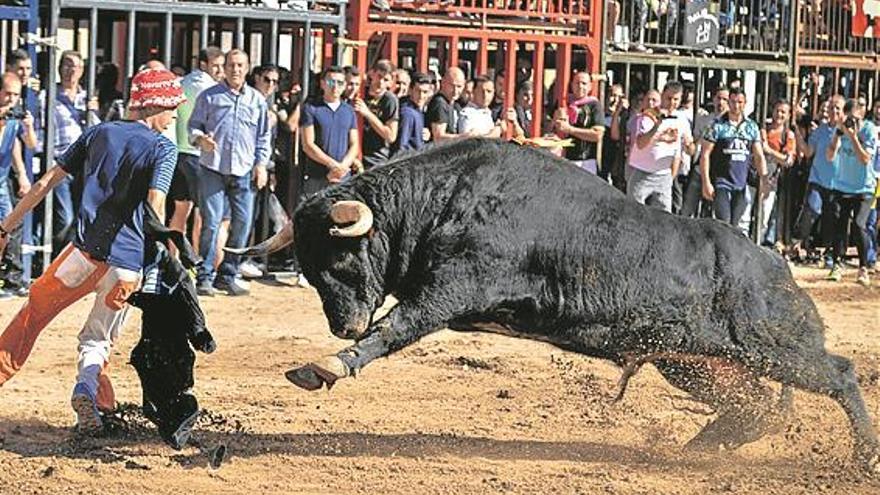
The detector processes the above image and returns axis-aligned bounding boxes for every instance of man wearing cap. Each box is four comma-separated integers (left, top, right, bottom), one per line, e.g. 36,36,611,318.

0,68,184,435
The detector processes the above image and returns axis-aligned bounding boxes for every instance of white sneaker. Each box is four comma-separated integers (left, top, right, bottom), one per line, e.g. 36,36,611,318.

239,260,263,279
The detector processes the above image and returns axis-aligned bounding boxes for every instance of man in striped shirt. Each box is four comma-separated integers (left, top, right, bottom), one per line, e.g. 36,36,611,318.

0,68,184,436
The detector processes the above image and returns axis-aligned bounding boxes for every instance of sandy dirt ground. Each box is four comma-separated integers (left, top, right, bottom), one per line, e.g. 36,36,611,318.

0,265,879,494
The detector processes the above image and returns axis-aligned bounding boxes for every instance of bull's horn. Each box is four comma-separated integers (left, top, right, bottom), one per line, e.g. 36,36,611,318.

329,201,374,238
223,220,294,256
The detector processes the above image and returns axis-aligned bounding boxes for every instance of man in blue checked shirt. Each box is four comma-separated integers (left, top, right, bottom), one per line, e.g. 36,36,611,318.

188,49,271,297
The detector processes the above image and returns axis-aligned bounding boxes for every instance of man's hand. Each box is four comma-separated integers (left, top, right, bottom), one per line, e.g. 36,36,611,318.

198,133,217,153
702,181,715,201
352,98,372,118
350,158,364,175
326,161,349,183
254,164,268,190
505,108,517,122
87,96,99,112
0,235,7,259
657,127,679,143
17,177,31,198
22,111,34,130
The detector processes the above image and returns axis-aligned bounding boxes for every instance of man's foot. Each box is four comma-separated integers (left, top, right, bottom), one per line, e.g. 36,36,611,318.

71,383,102,435
239,260,263,279
826,264,843,282
858,267,871,286
214,278,250,296
196,280,215,297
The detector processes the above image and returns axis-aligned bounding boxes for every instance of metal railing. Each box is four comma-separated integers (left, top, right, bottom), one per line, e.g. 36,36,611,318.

371,0,595,27
608,0,792,56
797,0,880,56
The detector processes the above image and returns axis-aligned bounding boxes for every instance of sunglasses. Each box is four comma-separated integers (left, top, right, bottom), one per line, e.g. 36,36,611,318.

325,79,346,87
263,76,279,84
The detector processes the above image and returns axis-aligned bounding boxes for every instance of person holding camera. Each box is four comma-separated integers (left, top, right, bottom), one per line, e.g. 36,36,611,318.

824,98,878,285
0,72,36,299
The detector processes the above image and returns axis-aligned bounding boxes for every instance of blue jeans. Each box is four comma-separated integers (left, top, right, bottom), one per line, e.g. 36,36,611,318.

0,178,12,218
197,167,255,286
866,207,877,266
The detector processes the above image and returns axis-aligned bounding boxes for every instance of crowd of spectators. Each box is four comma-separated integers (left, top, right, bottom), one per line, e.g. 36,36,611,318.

0,48,878,300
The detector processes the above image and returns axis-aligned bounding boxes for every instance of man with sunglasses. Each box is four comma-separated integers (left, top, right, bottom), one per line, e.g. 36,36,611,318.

300,66,359,197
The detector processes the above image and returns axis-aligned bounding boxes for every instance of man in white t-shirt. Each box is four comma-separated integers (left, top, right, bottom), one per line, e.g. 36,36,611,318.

457,75,504,138
626,81,695,212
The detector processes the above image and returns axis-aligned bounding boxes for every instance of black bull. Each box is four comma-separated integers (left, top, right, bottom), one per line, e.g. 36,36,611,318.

232,138,879,470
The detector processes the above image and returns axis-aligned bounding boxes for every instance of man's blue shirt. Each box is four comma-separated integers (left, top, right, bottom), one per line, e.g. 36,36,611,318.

834,120,878,195
57,121,176,271
299,97,357,177
394,98,425,155
188,82,271,177
808,123,839,189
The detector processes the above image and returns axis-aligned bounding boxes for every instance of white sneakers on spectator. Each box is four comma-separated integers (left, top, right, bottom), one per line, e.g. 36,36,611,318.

239,260,263,279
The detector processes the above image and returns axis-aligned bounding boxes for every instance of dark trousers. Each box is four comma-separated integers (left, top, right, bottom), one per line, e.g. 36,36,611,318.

794,183,832,246
713,187,748,227
828,191,873,268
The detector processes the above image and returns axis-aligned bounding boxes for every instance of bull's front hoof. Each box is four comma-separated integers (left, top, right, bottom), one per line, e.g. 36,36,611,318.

285,356,348,391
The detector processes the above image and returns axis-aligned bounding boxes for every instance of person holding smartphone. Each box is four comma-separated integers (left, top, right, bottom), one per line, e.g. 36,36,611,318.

626,81,695,212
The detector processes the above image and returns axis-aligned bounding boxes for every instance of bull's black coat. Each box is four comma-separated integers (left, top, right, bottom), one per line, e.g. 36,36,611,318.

288,139,878,468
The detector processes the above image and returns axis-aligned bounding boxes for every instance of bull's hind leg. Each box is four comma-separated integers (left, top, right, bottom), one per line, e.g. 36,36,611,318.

770,353,880,471
654,358,791,452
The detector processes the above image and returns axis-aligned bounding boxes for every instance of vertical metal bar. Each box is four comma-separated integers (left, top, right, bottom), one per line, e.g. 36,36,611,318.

164,11,173,67
337,1,347,63
533,41,544,138
44,0,60,272
87,8,97,104
477,36,488,75
201,14,209,48
504,39,516,139
449,35,459,69
323,26,334,69
302,20,312,102
388,31,399,66
557,43,571,111
270,18,279,66
125,9,135,100
419,33,429,73
236,16,244,49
